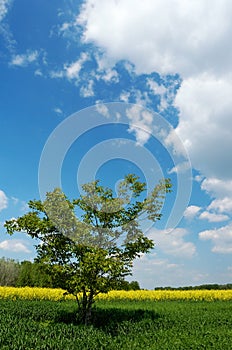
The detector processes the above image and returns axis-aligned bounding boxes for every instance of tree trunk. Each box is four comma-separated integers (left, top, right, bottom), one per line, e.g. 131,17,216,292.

78,289,94,325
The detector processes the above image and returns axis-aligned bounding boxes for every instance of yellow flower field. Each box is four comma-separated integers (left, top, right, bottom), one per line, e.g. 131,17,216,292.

97,289,232,301
0,287,74,301
0,286,232,301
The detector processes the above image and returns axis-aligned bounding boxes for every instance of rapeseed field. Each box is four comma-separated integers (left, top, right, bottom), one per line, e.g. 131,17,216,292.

0,286,231,301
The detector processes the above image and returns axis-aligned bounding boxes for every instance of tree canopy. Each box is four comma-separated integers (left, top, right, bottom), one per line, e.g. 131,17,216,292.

5,174,171,324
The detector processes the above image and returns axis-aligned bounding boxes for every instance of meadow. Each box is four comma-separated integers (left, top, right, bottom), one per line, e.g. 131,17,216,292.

0,287,231,349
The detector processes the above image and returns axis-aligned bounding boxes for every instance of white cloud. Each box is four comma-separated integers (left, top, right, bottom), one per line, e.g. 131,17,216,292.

119,91,130,103
164,128,191,157
201,178,232,198
147,78,171,112
10,50,39,67
101,68,119,83
77,0,232,77
0,190,8,211
34,69,43,76
65,52,89,80
59,22,71,32
199,211,229,223
184,205,201,220
147,79,167,96
126,105,153,145
168,161,191,175
175,74,232,181
208,197,232,214
0,239,31,253
53,107,63,115
0,0,11,22
77,0,232,206
131,253,182,288
94,53,120,83
131,253,210,288
148,227,196,258
95,102,109,117
50,70,64,79
199,224,232,254
80,79,94,97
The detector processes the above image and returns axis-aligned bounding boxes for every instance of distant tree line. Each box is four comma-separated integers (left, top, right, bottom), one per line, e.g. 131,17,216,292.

0,257,140,290
0,257,53,287
3,257,231,291
154,284,232,290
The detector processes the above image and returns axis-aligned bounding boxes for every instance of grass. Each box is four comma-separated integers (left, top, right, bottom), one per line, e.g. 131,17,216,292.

0,299,231,349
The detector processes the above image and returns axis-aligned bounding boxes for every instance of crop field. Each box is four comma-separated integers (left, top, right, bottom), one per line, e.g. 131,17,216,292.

0,288,231,349
1,286,232,301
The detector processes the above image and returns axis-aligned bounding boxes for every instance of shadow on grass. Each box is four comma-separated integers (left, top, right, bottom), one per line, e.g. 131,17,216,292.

55,306,160,333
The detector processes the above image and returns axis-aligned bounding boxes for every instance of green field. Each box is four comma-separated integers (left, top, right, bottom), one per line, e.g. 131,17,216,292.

0,299,231,349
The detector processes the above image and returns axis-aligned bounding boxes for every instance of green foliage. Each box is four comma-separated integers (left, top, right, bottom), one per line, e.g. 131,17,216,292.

0,299,231,349
155,283,232,290
0,257,20,286
4,174,171,324
115,280,140,290
0,258,54,288
16,261,53,288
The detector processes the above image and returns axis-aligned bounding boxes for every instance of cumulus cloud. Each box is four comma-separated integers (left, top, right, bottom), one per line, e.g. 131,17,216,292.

175,74,232,181
199,225,232,254
77,0,232,77
199,211,229,223
77,0,232,203
0,239,31,253
184,205,201,220
148,227,196,258
208,197,232,214
201,178,232,198
0,190,8,211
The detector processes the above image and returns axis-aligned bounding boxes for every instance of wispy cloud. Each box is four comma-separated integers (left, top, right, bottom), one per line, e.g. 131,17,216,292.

53,107,63,115
80,79,94,97
148,227,196,258
65,52,89,80
0,0,11,22
126,105,153,145
169,161,191,174
95,102,109,117
0,190,8,211
10,50,39,67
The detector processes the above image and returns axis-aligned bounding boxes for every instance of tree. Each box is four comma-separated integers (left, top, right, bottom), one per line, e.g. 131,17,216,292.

5,174,171,324
115,280,140,290
0,257,20,286
17,261,53,288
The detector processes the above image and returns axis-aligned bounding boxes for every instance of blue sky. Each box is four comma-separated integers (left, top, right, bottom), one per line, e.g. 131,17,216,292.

0,0,232,288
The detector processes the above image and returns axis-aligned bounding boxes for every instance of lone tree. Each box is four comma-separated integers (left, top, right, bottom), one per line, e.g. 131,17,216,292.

5,174,171,324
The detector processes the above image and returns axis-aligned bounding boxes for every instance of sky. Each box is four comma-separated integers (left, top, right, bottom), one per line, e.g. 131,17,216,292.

0,0,232,289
